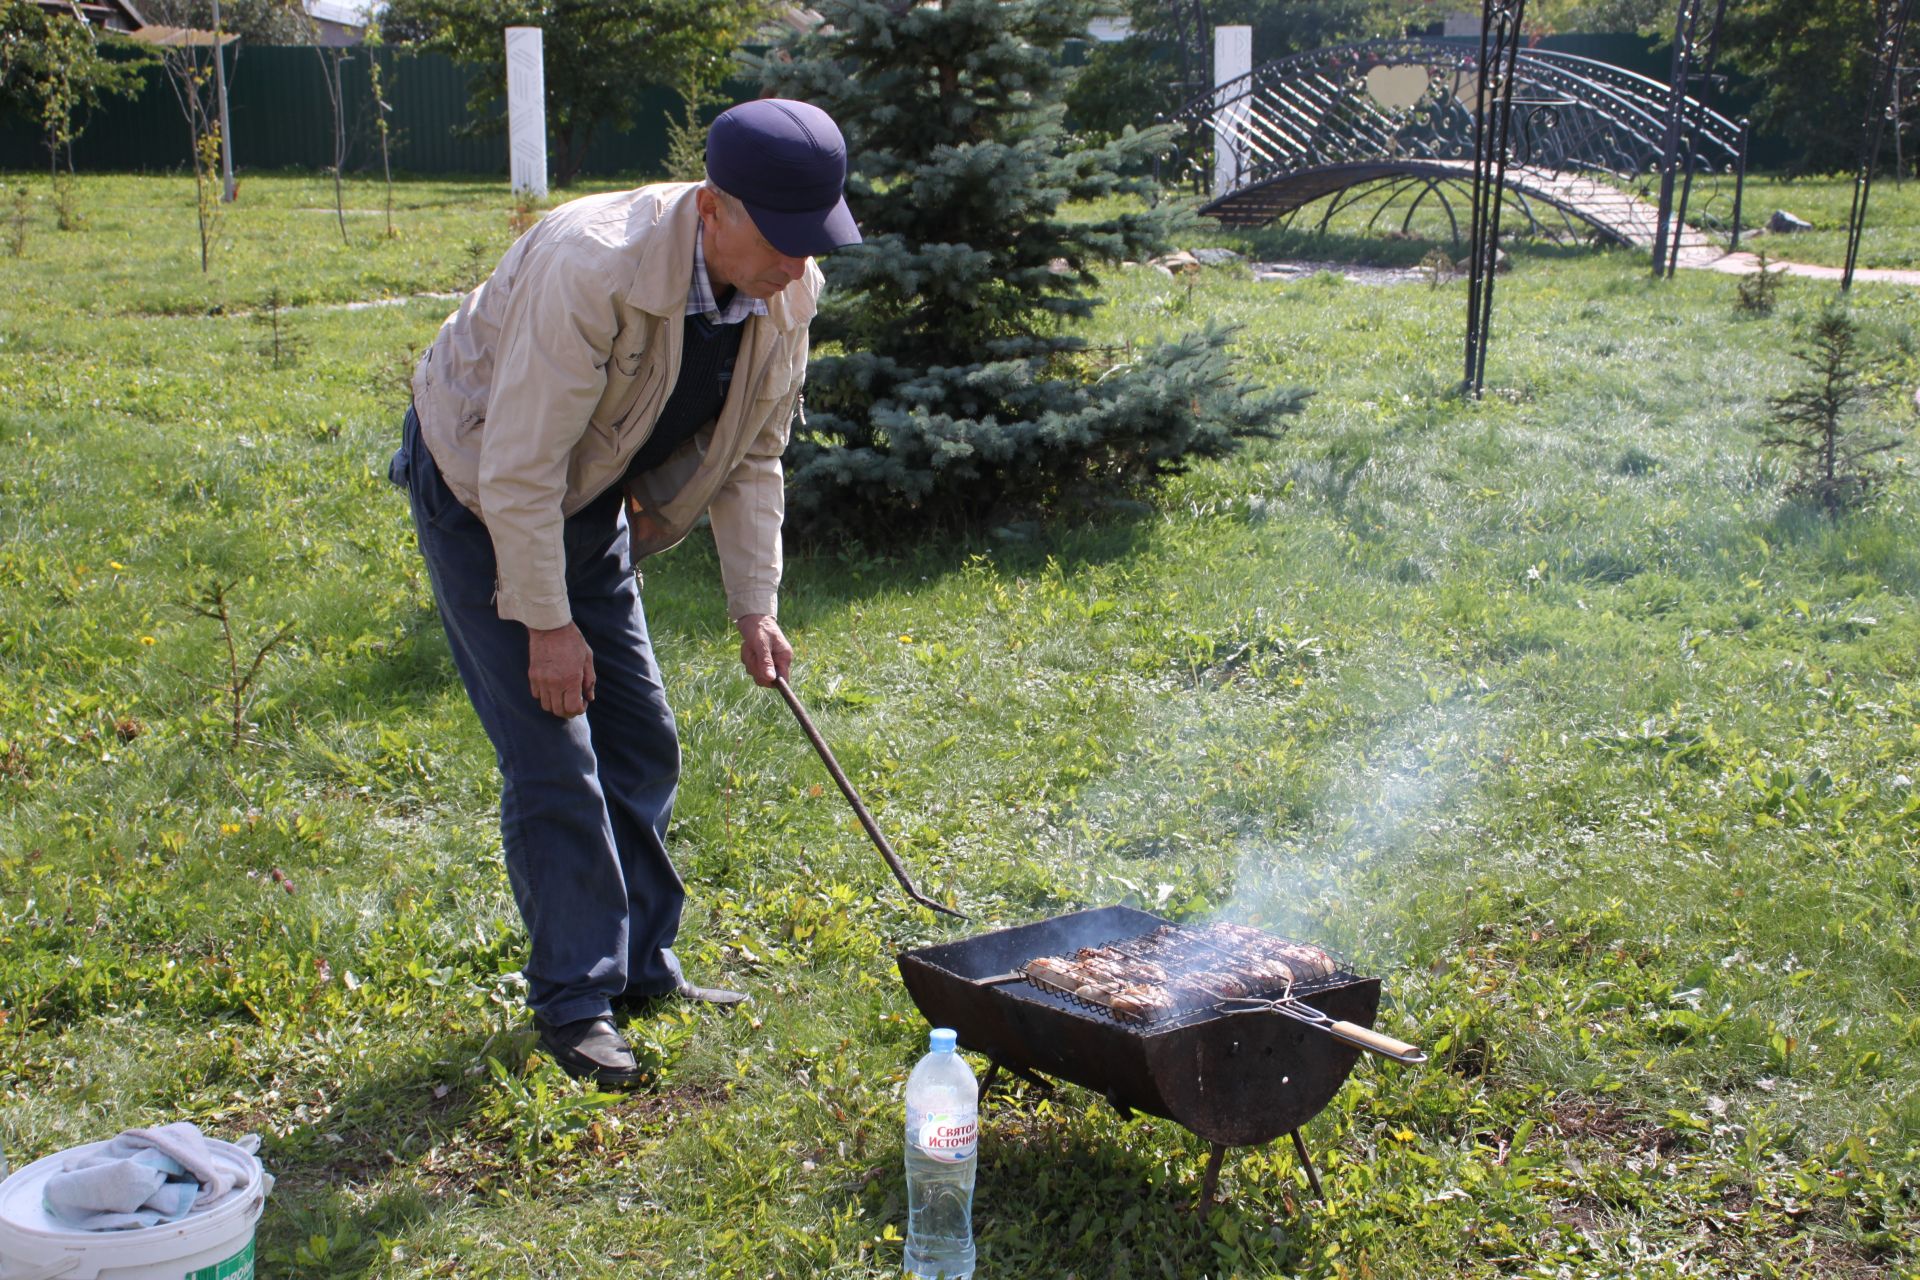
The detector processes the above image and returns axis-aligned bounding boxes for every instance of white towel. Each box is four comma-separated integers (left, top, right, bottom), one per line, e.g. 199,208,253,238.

41,1122,251,1232
110,1123,246,1208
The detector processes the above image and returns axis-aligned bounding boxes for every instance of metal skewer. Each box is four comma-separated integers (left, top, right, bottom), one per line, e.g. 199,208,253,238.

773,675,968,921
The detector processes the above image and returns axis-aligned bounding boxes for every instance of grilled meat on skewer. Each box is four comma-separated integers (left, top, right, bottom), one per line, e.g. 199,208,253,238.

1021,923,1339,1022
1202,923,1337,982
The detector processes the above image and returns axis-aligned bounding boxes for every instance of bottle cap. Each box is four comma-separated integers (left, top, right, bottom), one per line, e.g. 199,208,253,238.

928,1027,958,1054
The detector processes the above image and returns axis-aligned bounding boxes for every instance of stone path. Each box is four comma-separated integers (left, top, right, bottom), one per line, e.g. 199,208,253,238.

1503,167,1920,286
328,291,462,312
1240,248,1920,289
1248,259,1435,286
1673,247,1920,287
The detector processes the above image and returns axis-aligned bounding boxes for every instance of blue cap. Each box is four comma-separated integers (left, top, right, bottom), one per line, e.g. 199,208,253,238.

929,1028,958,1053
706,99,862,259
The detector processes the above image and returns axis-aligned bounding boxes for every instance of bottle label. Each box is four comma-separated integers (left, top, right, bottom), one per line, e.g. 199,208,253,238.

914,1113,978,1162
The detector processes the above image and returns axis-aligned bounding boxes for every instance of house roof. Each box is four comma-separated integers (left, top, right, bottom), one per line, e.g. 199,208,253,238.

305,0,381,28
31,0,147,33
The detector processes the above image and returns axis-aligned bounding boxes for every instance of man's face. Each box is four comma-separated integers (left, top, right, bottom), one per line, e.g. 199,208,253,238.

697,187,810,300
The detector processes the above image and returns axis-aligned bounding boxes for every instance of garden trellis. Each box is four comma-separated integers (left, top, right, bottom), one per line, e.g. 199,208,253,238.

1649,0,1733,280
1844,0,1917,290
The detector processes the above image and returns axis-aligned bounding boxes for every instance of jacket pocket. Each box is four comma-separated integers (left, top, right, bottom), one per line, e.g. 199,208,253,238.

594,362,658,441
749,344,806,448
753,348,802,402
592,331,663,442
610,325,648,378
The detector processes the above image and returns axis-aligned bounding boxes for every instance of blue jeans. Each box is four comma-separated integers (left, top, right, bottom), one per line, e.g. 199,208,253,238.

390,407,686,1025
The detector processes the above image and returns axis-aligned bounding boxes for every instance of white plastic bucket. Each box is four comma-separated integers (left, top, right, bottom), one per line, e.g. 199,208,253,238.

0,1137,270,1280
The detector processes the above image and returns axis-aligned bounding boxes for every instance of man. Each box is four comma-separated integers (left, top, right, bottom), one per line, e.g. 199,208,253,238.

387,100,861,1086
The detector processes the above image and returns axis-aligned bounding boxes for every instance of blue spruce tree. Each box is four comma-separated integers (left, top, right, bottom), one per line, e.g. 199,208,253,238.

752,0,1305,537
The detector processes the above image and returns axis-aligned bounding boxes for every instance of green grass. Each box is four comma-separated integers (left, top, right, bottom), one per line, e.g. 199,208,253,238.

3,170,1920,1278
1723,176,1920,270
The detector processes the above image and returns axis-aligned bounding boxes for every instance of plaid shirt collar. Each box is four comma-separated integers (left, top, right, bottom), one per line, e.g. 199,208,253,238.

689,223,768,325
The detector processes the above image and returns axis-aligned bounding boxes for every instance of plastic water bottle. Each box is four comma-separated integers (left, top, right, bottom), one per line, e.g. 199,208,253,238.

904,1027,978,1279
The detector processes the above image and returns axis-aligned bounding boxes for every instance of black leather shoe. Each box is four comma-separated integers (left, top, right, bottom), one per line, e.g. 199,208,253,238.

534,1015,645,1088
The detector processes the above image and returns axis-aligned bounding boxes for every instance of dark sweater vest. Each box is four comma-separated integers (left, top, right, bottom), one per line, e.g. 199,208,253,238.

625,310,747,477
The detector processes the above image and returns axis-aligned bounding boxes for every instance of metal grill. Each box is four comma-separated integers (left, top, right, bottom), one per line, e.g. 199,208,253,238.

897,904,1424,1207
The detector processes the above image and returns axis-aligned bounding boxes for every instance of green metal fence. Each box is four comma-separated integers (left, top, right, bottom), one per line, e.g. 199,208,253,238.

0,45,720,178
1,34,1778,179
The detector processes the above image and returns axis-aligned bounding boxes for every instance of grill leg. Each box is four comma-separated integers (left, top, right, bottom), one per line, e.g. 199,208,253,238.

1290,1129,1325,1202
977,1059,1002,1106
998,1061,1054,1095
1200,1143,1227,1208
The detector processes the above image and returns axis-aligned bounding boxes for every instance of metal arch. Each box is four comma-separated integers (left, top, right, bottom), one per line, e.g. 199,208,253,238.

1318,176,1397,232
1845,0,1918,290
1464,1,1529,398
1652,0,1733,279
1506,188,1549,240
1304,174,1448,239
1205,159,1673,249
1309,173,1559,245
1404,179,1461,243
1364,176,1436,234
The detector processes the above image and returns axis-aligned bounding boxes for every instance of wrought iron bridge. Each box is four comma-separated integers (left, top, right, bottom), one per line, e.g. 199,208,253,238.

1169,39,1747,256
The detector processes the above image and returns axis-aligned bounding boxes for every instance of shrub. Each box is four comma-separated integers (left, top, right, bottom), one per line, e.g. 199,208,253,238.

753,0,1305,538
5,185,28,257
1756,305,1902,517
1734,250,1782,315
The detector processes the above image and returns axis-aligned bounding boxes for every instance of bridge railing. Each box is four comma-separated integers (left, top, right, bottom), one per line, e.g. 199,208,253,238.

1163,39,1743,208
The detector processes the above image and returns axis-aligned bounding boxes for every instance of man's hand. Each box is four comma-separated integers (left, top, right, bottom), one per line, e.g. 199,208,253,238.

737,613,793,687
528,622,595,718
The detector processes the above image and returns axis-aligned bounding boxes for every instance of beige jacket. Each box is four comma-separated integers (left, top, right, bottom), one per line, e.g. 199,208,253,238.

411,182,817,630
